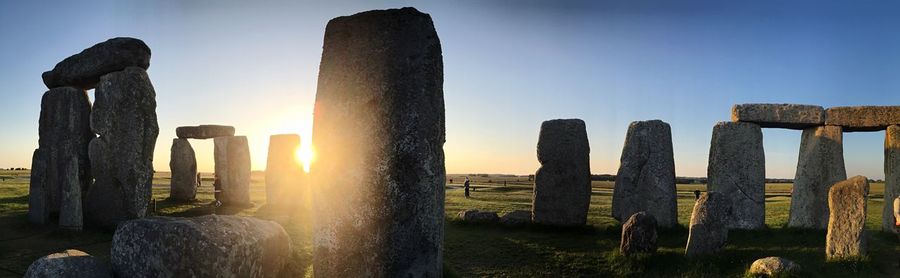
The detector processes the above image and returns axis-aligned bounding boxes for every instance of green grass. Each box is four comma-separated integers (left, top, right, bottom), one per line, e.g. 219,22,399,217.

1,172,897,277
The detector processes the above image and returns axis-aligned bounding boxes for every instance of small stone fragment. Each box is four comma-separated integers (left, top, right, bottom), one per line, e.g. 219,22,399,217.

748,257,801,277
620,211,658,256
499,210,532,226
457,209,500,224
24,249,112,278
685,191,732,257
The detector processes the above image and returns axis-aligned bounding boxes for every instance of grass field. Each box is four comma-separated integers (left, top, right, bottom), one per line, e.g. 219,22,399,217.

0,171,897,277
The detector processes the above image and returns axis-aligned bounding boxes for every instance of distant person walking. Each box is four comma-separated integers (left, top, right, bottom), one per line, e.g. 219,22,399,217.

694,190,701,200
197,173,202,186
464,177,471,198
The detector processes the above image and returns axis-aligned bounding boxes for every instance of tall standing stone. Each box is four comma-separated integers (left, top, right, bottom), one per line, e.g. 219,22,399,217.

169,138,198,201
707,121,765,229
612,120,677,228
84,67,158,229
214,136,251,205
311,7,445,276
28,149,50,225
789,125,846,229
533,119,591,226
266,134,302,206
884,125,900,232
685,191,732,257
58,156,82,231
35,86,93,215
825,176,869,260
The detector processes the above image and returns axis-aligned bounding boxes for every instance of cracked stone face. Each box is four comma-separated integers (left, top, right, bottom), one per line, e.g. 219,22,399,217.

533,118,591,227
707,121,765,230
612,120,677,228
825,176,869,260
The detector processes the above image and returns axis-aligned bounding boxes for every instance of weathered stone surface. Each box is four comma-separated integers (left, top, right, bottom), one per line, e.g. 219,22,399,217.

111,215,291,277
533,119,591,227
175,125,235,139
457,209,500,223
169,139,197,201
42,37,151,90
620,211,658,256
748,257,801,277
266,134,303,206
826,106,900,131
58,156,82,231
731,103,825,129
84,67,158,229
24,249,112,278
884,125,900,232
707,121,765,229
311,7,445,276
685,191,732,257
28,149,50,225
789,126,845,229
500,210,532,226
826,176,869,260
213,136,251,205
612,120,677,228
36,86,93,215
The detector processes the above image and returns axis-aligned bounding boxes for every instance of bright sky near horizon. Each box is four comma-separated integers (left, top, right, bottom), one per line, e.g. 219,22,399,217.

2,1,900,179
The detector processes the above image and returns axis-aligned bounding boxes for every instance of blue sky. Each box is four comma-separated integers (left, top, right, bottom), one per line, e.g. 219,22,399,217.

2,1,899,178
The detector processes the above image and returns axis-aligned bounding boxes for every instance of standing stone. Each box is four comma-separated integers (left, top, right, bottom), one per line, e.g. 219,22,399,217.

28,149,50,225
36,86,93,215
24,249,112,278
111,215,291,277
533,119,591,226
825,106,900,131
214,136,251,206
884,125,900,232
620,211,658,256
707,121,765,229
42,37,151,90
612,120,677,228
58,156,83,231
266,134,302,206
685,191,732,257
311,7,445,277
731,103,825,129
169,138,198,201
789,126,846,229
825,176,869,260
84,67,158,229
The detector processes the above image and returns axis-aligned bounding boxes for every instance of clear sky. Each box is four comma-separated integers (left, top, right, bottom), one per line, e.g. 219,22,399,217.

2,1,900,179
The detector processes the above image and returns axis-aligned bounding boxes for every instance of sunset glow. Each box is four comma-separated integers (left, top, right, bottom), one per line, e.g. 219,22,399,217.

296,142,314,173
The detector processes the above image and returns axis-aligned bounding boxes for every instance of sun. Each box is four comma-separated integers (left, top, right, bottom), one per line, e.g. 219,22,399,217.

295,142,314,173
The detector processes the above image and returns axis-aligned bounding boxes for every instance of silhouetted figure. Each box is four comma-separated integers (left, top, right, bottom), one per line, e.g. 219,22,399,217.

694,190,701,200
464,177,470,198
213,175,223,207
197,173,202,187
449,178,453,184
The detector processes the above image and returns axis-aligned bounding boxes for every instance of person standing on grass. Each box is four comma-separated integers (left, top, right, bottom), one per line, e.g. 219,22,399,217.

464,177,471,198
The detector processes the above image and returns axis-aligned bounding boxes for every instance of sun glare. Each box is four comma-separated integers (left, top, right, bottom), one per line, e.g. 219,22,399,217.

296,143,314,173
